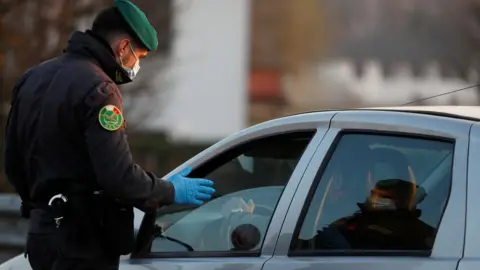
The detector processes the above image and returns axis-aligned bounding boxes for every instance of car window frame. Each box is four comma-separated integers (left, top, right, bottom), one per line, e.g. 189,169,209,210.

464,122,480,258
269,111,470,260
137,131,317,258
131,116,335,259
287,129,455,257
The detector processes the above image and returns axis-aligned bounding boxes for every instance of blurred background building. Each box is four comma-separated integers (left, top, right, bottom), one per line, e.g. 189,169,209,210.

2,0,480,262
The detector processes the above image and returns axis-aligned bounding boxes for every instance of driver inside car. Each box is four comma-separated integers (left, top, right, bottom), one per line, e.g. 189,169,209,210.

295,178,436,251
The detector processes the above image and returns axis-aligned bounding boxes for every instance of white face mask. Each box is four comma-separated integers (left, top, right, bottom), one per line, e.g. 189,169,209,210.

120,43,140,80
366,196,396,210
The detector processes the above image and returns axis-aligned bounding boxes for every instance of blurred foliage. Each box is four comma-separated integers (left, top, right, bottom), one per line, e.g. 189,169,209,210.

0,0,175,193
249,0,335,121
281,0,330,74
250,0,330,73
0,0,173,107
0,0,173,126
447,0,480,101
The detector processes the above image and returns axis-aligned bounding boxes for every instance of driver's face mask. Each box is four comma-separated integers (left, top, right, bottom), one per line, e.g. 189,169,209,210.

120,43,141,80
365,189,396,211
366,196,396,210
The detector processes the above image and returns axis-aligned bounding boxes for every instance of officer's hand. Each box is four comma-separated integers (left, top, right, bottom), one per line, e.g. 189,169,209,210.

168,167,216,205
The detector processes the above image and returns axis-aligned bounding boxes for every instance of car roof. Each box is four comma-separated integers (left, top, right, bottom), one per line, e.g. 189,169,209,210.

289,106,480,122
361,106,480,121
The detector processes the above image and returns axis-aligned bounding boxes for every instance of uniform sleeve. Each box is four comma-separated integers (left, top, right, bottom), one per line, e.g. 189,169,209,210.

4,75,30,203
4,100,29,202
82,81,174,211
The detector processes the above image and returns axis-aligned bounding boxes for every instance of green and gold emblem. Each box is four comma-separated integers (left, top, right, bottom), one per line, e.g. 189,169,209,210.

115,70,123,83
98,105,123,131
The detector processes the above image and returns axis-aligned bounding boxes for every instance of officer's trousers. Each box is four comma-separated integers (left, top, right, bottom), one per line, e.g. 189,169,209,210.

26,209,120,270
26,233,119,270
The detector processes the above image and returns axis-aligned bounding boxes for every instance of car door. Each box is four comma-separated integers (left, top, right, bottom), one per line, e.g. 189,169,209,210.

121,112,336,270
264,110,470,270
458,122,480,270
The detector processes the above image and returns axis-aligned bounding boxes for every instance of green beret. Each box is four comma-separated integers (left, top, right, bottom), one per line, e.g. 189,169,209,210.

114,0,158,51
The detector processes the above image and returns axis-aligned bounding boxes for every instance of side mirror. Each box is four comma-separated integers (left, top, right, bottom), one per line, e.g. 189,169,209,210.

230,224,261,251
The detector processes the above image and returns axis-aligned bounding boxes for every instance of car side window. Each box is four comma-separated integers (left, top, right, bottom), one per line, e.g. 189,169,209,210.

290,132,454,255
151,131,316,255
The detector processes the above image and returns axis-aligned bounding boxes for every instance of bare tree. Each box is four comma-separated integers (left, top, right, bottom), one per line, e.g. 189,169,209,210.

0,0,173,191
280,0,330,74
0,0,173,127
452,0,480,103
278,0,334,112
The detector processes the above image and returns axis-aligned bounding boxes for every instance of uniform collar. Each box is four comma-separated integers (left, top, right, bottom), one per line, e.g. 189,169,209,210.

64,30,132,85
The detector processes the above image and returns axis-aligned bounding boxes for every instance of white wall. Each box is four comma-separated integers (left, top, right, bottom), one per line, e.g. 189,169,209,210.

148,0,251,143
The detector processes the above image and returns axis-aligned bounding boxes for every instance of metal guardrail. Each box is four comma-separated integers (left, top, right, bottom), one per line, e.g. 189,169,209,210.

0,194,28,264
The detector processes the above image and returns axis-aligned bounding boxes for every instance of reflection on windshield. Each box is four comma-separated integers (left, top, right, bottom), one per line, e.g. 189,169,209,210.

152,186,284,252
153,224,194,251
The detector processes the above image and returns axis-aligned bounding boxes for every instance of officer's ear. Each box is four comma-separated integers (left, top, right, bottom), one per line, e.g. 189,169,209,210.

113,38,130,58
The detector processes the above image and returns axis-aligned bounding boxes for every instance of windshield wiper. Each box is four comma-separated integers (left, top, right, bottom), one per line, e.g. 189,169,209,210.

153,224,194,251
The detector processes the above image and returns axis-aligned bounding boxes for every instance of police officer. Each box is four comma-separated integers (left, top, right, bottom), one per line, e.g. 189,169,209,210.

3,0,215,269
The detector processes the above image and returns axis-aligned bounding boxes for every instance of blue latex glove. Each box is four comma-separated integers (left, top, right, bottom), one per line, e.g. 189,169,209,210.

168,167,216,205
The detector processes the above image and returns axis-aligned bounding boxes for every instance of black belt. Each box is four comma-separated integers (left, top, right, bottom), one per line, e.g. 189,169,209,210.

32,191,101,228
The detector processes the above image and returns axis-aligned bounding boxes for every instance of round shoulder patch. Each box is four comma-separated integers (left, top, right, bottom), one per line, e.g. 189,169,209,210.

98,105,124,131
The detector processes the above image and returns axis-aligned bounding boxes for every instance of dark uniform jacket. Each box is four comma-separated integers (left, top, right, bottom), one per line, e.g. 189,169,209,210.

4,30,174,212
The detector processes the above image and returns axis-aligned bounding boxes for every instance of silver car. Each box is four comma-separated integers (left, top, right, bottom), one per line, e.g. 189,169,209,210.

1,106,478,270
